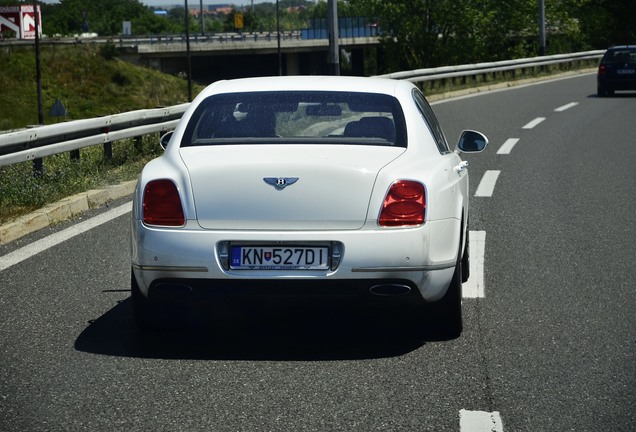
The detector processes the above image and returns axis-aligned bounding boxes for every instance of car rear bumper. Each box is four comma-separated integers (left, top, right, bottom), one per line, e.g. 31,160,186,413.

131,218,461,303
597,75,636,90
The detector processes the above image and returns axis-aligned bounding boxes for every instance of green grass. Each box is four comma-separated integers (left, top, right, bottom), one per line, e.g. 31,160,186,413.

0,137,163,223
0,43,197,129
0,43,204,224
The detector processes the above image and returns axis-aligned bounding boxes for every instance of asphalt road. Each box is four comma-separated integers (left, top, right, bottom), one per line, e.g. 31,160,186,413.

1,73,634,431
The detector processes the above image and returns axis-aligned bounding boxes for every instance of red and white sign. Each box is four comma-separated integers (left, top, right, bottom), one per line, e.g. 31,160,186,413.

0,5,41,39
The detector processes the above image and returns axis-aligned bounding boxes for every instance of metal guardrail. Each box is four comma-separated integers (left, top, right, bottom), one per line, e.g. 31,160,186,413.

375,50,603,82
0,51,603,168
0,104,188,167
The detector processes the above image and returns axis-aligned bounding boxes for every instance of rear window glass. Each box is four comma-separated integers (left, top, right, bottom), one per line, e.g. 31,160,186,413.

181,91,407,147
602,48,636,64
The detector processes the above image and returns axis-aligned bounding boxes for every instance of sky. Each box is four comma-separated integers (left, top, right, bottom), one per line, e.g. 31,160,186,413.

39,1,276,5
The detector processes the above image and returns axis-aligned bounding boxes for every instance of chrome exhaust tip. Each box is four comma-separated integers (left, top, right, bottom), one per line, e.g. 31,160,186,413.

369,284,412,296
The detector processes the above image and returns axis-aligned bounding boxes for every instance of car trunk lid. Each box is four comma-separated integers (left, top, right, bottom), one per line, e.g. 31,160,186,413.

180,145,405,230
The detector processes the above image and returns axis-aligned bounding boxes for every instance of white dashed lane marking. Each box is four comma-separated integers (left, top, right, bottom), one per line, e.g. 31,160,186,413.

460,410,504,432
522,117,546,129
554,102,578,112
497,138,519,155
474,170,500,197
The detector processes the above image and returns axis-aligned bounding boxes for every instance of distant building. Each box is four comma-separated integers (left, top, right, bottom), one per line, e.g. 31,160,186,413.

0,4,41,39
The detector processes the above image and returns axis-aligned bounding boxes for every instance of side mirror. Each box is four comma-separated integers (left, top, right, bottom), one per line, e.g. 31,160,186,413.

456,130,488,153
159,131,174,150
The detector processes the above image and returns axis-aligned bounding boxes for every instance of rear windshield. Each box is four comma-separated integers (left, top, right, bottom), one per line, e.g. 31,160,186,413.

602,48,636,65
181,91,407,148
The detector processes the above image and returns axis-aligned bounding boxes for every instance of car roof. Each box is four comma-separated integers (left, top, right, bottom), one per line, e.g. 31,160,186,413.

607,45,636,50
198,75,414,98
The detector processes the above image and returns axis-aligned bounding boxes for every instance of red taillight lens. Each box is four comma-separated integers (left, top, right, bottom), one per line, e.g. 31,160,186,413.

379,180,426,227
142,179,185,226
598,65,606,75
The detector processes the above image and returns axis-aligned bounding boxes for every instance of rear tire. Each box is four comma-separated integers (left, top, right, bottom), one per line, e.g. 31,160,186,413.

461,225,470,283
411,246,464,340
436,255,463,339
598,84,614,97
131,270,167,331
597,84,606,97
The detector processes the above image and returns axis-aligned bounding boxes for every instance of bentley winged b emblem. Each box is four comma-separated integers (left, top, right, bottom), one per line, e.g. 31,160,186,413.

263,177,299,190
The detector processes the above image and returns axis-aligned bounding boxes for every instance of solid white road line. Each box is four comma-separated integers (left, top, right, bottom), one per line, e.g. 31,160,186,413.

497,138,519,155
522,117,546,129
0,202,132,273
475,170,500,197
463,231,486,298
554,102,578,112
460,409,504,432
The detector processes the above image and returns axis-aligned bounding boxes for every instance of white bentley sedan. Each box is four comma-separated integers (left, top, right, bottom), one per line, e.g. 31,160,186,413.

130,75,487,337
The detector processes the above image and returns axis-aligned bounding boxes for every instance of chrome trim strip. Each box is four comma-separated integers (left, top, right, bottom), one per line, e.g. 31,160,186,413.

132,264,208,272
351,262,455,272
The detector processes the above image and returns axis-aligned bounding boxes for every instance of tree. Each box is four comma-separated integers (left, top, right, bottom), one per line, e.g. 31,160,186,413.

41,0,177,36
575,0,636,48
350,0,604,73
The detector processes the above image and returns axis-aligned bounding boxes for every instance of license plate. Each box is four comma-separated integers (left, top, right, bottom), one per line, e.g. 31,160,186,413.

617,69,635,74
230,246,329,270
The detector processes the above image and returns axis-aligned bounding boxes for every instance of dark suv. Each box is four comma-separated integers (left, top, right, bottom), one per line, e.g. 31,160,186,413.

597,45,636,96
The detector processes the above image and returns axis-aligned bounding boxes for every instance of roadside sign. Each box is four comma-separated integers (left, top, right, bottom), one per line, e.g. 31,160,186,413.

234,12,243,30
49,98,68,118
0,5,41,39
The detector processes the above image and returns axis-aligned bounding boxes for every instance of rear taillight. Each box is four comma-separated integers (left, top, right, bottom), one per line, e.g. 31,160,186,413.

598,64,606,75
142,179,185,226
379,180,426,227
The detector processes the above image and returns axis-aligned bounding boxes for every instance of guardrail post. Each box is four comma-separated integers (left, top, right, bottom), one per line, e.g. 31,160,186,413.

70,149,80,162
134,136,142,153
103,142,112,160
32,158,43,176
25,125,45,175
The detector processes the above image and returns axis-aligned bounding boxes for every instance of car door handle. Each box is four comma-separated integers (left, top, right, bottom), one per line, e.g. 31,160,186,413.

454,161,468,173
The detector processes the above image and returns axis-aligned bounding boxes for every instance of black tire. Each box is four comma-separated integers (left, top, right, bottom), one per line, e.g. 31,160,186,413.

411,246,464,340
597,84,606,97
461,225,470,283
131,270,167,331
598,84,615,97
436,255,463,339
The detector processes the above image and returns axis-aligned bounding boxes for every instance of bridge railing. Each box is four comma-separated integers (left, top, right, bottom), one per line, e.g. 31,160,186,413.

0,50,603,168
118,31,303,47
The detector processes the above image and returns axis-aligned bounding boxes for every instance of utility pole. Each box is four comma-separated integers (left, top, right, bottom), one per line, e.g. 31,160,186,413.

199,0,204,36
276,0,281,75
538,0,546,55
184,0,193,101
33,0,43,174
327,0,339,75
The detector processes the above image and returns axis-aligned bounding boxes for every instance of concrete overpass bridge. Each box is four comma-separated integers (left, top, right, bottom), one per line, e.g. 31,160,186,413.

118,32,382,83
